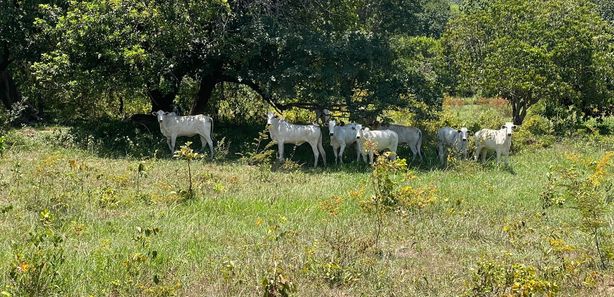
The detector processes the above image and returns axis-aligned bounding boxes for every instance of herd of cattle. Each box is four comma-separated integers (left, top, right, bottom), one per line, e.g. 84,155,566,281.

153,110,517,167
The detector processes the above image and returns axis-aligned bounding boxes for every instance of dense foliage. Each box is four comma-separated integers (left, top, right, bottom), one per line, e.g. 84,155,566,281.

3,0,450,121
1,0,612,127
444,0,614,124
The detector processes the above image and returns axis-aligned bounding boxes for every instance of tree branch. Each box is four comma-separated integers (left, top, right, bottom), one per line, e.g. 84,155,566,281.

218,75,347,113
218,75,283,113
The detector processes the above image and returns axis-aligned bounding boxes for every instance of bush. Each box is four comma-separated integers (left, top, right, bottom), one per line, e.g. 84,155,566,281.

522,114,553,136
513,114,556,152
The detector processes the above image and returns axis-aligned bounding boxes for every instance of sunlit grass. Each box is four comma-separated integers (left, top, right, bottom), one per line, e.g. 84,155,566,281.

0,125,612,296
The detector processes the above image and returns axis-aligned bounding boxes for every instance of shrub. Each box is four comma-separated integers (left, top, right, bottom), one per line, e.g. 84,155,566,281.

522,114,554,136
542,152,614,269
238,129,275,166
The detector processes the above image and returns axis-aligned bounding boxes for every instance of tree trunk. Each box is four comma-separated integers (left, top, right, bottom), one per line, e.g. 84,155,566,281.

190,59,225,115
147,88,175,113
511,99,527,125
190,74,219,115
0,68,20,110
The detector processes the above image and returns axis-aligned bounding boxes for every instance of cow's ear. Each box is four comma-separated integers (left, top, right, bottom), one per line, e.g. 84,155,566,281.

340,121,345,126
512,125,517,129
151,112,156,116
457,129,462,133
501,125,506,129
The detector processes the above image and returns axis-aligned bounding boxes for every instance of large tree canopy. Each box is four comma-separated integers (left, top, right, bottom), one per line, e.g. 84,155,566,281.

444,0,614,124
30,0,449,119
0,0,66,115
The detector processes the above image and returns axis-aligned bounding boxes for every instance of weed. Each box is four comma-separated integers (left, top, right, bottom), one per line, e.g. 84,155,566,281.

0,134,6,156
213,137,231,162
262,261,296,297
542,152,614,269
5,210,65,296
112,226,181,296
238,129,275,166
173,141,203,199
135,161,147,196
465,258,558,297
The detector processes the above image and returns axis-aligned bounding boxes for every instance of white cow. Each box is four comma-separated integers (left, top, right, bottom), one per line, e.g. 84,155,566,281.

474,122,516,164
153,110,214,156
267,112,327,167
379,124,423,161
357,125,399,165
328,120,361,164
437,127,470,166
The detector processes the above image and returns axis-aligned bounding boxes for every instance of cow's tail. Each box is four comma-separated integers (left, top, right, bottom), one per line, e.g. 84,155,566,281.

208,116,215,158
318,130,327,166
209,116,214,139
416,129,424,161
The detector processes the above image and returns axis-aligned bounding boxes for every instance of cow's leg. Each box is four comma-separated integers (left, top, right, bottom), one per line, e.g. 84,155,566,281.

170,136,177,153
417,145,424,161
438,144,445,165
369,151,374,165
201,134,214,159
474,145,482,162
332,143,339,165
496,149,502,165
338,143,346,164
481,149,487,162
355,143,361,162
309,141,319,167
166,137,173,153
277,141,285,162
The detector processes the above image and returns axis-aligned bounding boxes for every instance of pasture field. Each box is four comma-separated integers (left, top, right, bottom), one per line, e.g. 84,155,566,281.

0,107,613,296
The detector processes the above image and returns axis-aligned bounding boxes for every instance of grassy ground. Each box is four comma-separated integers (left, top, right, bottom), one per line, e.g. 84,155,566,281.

0,108,613,296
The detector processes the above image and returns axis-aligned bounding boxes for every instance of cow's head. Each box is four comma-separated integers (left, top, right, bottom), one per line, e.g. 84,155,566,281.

152,110,166,123
356,124,365,139
328,120,336,136
266,112,278,125
321,109,331,122
501,122,516,136
458,127,469,142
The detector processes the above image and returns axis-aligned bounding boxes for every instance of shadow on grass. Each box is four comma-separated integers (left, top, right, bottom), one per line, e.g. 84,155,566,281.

52,117,517,175
54,117,265,160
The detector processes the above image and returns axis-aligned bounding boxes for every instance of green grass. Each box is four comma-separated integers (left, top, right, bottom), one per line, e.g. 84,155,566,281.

0,122,612,296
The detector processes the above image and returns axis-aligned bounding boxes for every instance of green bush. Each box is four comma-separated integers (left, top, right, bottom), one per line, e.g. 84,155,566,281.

522,114,553,136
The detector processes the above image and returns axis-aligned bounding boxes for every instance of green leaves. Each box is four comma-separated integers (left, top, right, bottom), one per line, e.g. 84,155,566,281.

444,0,614,124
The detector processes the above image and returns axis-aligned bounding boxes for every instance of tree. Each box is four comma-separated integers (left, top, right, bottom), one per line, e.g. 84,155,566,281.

0,0,66,118
444,0,614,124
34,0,449,120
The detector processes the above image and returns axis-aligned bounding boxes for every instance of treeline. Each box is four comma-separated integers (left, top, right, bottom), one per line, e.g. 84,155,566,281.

1,0,612,125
